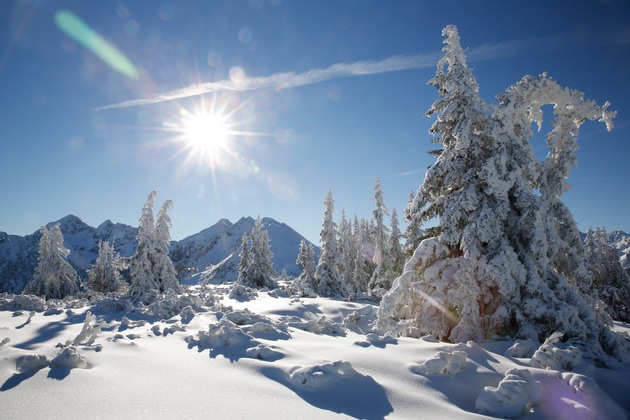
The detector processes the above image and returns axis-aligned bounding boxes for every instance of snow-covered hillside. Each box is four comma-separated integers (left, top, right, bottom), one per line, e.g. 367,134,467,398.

0,286,628,419
0,215,318,294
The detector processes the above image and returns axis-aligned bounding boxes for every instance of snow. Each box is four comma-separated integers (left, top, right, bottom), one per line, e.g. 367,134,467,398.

1,287,628,419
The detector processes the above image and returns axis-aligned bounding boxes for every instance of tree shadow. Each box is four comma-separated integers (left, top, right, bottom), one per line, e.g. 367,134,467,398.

0,370,38,392
12,312,86,350
260,364,393,419
47,367,71,380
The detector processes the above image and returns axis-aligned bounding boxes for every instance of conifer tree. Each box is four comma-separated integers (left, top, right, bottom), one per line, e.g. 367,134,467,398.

351,216,369,294
88,240,125,293
23,224,81,299
129,192,182,298
377,25,626,360
371,177,389,265
237,216,276,289
292,239,317,297
154,199,181,293
237,233,250,284
585,227,630,323
314,189,345,297
338,210,355,293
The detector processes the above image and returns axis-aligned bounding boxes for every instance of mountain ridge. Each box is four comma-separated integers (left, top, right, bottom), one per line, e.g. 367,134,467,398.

0,214,318,294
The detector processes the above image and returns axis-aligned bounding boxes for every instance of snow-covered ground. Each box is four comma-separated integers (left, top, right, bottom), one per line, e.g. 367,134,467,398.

0,286,628,419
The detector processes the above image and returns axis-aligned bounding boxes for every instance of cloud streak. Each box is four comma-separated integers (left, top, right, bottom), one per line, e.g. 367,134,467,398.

96,34,581,111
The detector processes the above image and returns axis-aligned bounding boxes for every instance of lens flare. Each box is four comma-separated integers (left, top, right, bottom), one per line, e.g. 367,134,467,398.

54,10,138,79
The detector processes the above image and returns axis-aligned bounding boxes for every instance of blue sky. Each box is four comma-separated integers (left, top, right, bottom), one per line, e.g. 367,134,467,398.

1,0,629,244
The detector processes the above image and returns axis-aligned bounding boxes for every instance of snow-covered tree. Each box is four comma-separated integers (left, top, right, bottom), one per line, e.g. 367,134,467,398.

87,240,125,293
403,190,425,256
154,199,181,293
129,192,182,298
338,210,355,293
314,189,345,297
585,227,630,323
349,215,369,294
371,177,389,265
376,25,627,361
237,216,276,289
23,224,80,299
291,239,317,297
386,209,405,279
237,233,250,283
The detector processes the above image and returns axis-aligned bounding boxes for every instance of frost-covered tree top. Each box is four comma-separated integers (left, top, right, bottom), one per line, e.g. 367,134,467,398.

377,25,628,362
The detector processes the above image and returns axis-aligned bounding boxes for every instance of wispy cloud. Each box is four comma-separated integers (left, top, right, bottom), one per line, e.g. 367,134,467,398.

95,34,579,111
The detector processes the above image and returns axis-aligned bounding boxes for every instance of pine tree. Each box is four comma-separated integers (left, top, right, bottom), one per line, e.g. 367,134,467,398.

351,215,369,294
292,239,317,297
154,199,182,293
314,189,345,297
338,210,355,294
371,177,389,265
585,227,630,323
88,240,125,293
129,192,182,298
376,25,626,360
237,233,250,284
403,190,424,256
237,216,276,289
23,224,80,299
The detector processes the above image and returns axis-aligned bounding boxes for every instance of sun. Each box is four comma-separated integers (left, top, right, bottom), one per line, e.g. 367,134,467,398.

184,112,229,156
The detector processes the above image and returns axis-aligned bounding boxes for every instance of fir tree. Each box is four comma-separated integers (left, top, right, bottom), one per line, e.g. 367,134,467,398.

237,233,250,284
338,210,355,294
237,216,276,289
376,25,627,361
314,189,345,297
154,199,181,293
351,215,369,294
23,224,80,299
129,192,182,298
292,239,317,297
585,227,630,323
88,240,125,293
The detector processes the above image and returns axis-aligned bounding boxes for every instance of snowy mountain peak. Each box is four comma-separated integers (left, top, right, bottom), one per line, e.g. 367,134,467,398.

47,214,91,234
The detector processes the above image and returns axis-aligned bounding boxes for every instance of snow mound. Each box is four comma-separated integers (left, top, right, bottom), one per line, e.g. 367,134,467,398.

505,339,537,358
140,290,211,320
16,354,49,372
0,337,9,349
414,350,467,375
535,371,627,419
50,346,88,369
0,293,47,312
286,315,345,336
289,360,358,391
531,332,588,372
244,344,284,361
118,317,147,332
228,284,258,301
475,368,543,418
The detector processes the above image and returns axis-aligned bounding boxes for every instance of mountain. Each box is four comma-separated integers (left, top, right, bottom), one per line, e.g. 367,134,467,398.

609,230,630,269
0,215,318,293
175,216,319,284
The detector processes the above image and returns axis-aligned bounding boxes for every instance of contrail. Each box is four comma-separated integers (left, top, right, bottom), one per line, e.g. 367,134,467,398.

96,34,573,111
96,52,441,110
